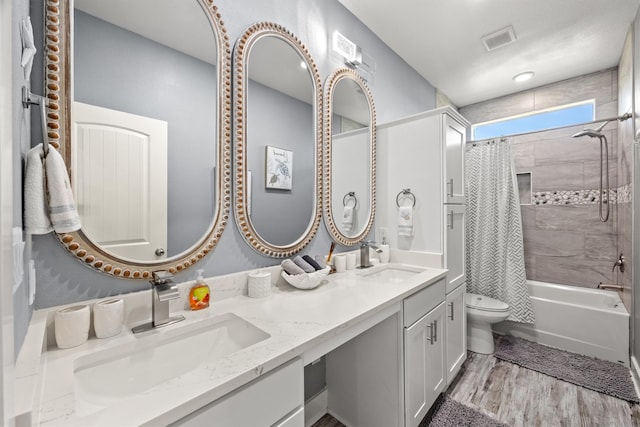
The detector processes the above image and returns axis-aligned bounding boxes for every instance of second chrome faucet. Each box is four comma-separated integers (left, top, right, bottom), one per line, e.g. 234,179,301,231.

359,241,383,269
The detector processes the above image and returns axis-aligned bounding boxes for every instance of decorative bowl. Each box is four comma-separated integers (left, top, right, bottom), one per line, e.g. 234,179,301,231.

281,267,331,290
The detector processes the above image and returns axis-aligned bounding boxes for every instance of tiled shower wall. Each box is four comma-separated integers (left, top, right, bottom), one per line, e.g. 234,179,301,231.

461,69,622,289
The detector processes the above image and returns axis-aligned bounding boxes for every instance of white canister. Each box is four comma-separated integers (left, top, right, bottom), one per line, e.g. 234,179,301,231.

93,298,124,339
248,270,271,298
55,305,90,349
346,252,357,270
334,254,347,273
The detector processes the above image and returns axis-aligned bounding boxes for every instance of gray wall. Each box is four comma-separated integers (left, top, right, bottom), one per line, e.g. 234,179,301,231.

247,81,315,246
461,69,621,289
23,0,436,320
74,10,216,257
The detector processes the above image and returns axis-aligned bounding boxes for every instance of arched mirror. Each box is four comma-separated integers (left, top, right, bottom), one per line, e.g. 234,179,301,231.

44,0,231,278
234,23,322,257
324,68,376,245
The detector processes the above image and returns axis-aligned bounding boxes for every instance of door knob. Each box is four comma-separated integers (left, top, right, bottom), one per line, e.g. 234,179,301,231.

155,248,166,256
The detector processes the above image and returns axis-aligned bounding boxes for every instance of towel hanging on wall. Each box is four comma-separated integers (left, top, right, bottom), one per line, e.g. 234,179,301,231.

398,205,413,236
341,205,354,231
24,144,81,234
24,144,51,234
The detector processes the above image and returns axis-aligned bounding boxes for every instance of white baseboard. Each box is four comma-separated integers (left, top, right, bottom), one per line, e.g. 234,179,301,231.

304,388,328,427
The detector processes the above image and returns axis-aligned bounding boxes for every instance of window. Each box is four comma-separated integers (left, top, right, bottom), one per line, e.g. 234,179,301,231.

471,101,595,140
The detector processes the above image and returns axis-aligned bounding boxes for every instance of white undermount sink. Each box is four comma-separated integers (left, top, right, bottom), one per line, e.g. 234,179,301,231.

360,264,426,283
73,312,269,416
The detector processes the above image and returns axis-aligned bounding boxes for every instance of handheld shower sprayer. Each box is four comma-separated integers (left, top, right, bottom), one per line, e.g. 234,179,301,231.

568,113,630,222
572,129,604,138
572,123,610,222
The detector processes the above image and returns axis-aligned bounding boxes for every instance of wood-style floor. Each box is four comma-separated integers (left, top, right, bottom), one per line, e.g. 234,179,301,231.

450,352,640,426
312,351,640,427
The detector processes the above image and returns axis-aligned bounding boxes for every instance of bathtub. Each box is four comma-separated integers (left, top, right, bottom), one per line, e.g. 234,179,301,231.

492,280,629,366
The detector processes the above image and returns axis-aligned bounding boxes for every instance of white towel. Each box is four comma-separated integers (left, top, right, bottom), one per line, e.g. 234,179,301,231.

46,146,81,233
24,144,81,234
342,205,354,231
24,144,52,234
398,206,413,236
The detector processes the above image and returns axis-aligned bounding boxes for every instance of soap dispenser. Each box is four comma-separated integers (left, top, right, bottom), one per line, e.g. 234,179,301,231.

189,269,210,310
379,228,390,263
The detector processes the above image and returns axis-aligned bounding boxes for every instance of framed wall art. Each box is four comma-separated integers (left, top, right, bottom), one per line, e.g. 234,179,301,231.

265,145,293,190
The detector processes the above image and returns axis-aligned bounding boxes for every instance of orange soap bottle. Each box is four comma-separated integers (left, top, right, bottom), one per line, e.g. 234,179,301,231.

189,269,210,310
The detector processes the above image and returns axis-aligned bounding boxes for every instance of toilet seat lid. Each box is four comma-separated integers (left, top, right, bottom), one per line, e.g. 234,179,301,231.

465,293,509,312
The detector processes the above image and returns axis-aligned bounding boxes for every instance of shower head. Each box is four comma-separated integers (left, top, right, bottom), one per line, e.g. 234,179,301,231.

573,119,611,139
572,128,604,138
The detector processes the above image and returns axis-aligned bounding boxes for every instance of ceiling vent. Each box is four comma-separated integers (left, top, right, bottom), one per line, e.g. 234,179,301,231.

481,26,517,51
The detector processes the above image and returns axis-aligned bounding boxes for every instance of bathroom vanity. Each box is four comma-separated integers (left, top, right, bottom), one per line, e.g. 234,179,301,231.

15,257,463,427
18,3,470,424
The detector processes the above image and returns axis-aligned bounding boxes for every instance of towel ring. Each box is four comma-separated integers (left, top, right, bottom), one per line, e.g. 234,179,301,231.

396,188,416,208
343,191,358,209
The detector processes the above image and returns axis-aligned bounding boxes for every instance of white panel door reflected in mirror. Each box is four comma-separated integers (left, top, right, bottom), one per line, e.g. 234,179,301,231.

73,102,168,261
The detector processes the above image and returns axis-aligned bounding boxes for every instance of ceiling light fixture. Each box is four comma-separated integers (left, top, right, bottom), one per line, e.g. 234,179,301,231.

513,71,534,83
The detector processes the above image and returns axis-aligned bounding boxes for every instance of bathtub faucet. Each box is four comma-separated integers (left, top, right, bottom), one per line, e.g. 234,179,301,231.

612,254,625,273
597,282,624,291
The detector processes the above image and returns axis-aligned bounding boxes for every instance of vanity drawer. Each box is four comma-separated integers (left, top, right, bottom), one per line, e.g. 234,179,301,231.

172,358,303,427
403,278,446,326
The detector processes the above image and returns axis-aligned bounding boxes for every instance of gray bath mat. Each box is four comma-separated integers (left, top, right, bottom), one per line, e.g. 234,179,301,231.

495,335,639,403
420,394,507,427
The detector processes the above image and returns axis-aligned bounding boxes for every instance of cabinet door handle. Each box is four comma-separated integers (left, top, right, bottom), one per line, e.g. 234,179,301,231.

447,178,454,198
427,322,434,344
433,320,438,342
449,302,454,320
447,210,454,229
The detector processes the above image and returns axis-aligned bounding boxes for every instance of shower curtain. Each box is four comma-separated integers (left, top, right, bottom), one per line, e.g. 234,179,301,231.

465,138,534,323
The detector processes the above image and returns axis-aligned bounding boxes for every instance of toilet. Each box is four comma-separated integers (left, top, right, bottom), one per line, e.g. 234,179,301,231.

465,293,510,354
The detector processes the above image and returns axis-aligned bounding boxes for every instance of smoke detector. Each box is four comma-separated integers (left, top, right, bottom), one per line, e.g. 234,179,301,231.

481,26,517,51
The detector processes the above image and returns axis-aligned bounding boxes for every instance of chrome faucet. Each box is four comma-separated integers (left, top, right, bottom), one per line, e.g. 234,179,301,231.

359,241,382,269
132,271,185,334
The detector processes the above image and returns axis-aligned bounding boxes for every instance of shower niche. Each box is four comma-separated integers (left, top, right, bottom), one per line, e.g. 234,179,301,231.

517,172,532,205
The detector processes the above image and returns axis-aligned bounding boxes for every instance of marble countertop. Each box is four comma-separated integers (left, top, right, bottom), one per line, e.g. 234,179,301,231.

16,256,446,426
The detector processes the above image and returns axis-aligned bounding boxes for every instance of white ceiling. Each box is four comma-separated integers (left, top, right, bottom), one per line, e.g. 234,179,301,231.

75,0,217,65
338,0,640,107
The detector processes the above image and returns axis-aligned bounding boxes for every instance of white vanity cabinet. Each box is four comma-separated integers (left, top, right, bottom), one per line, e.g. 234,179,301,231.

445,283,466,385
403,279,446,427
171,358,304,427
444,204,466,292
443,113,466,205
